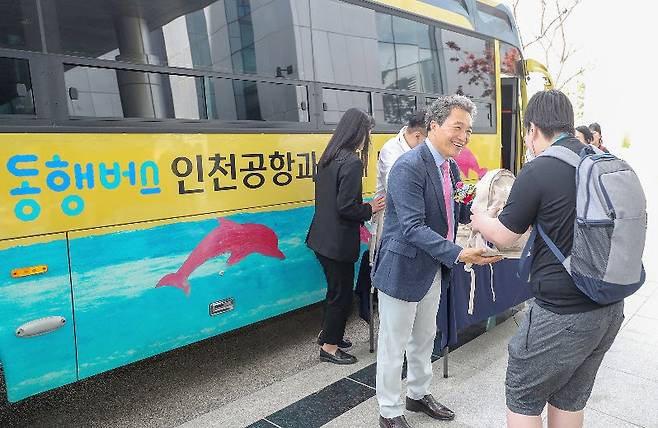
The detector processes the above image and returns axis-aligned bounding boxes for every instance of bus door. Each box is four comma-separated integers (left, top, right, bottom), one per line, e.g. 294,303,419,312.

501,77,520,174
0,235,78,402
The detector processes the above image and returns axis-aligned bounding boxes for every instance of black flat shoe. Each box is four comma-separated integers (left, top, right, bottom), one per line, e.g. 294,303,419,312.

320,348,357,365
317,331,352,349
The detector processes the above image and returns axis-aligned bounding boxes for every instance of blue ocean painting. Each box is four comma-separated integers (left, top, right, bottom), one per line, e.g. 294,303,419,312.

0,238,77,402
69,206,327,379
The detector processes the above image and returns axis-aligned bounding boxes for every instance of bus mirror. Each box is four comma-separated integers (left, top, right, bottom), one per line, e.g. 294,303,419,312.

16,83,28,97
69,87,79,100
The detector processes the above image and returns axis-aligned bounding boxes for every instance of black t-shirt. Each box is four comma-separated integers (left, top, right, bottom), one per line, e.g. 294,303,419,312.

499,137,605,314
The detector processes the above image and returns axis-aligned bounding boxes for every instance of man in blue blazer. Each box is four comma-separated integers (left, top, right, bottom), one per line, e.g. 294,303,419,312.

373,95,501,428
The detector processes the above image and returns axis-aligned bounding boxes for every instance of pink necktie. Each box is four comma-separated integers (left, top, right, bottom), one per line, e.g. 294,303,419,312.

441,161,454,241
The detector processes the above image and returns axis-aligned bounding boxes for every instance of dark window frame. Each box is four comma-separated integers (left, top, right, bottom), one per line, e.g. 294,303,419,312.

62,63,312,124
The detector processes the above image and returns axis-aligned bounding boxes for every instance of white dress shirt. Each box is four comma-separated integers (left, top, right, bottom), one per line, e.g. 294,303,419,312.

376,126,413,198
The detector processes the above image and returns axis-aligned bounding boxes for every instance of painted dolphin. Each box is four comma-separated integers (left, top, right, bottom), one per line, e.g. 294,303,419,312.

455,147,487,179
156,218,286,295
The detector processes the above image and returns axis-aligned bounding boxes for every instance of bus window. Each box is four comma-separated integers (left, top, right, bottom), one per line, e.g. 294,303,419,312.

377,13,442,94
476,2,513,33
373,93,417,125
419,0,469,18
0,0,41,51
473,101,493,129
438,28,495,104
47,0,314,80
500,43,522,77
310,0,381,88
64,65,207,120
322,88,371,125
206,78,309,122
0,57,35,115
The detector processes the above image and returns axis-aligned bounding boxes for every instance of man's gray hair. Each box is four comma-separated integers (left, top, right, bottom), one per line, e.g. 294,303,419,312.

424,95,477,130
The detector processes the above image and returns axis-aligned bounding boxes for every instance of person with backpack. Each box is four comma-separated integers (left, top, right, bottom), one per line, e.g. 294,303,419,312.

470,89,646,428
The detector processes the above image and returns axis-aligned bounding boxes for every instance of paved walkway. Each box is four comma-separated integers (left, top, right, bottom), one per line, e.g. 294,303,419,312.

179,278,657,428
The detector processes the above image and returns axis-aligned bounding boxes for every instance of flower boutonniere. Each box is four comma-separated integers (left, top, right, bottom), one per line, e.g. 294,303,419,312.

453,181,476,204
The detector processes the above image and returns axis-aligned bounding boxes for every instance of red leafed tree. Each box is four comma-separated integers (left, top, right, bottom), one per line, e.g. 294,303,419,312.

446,41,495,99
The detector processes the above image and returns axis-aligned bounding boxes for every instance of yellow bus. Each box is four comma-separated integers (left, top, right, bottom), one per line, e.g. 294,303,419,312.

0,0,548,402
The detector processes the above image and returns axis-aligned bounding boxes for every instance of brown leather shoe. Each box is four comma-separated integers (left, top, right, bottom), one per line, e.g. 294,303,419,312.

405,395,455,420
379,415,412,428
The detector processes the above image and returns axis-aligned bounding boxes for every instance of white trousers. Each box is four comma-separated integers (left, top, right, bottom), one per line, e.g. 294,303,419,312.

376,272,442,418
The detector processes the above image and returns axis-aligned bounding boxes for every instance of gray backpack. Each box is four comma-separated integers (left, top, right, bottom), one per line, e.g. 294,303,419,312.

519,145,647,304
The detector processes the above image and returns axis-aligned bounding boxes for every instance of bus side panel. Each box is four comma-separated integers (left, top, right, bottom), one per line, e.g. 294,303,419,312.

69,207,326,379
0,235,77,402
452,134,501,183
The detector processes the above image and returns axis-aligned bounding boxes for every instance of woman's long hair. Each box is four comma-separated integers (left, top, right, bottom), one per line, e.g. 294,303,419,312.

319,108,374,168
576,125,594,144
589,122,603,145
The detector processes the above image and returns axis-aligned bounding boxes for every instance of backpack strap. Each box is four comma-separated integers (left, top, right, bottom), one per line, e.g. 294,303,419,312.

536,224,571,270
517,226,537,281
517,224,572,281
538,145,581,167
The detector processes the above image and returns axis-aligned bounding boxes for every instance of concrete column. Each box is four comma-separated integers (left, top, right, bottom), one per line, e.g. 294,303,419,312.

113,16,167,118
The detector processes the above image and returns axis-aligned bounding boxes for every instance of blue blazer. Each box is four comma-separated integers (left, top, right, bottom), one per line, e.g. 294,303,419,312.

372,143,471,302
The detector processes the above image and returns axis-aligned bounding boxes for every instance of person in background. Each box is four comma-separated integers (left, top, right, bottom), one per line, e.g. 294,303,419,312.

306,108,385,365
370,110,427,263
575,125,593,145
588,122,609,152
376,110,428,198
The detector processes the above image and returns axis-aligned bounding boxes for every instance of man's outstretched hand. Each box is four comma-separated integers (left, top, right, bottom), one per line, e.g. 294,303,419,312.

458,248,503,265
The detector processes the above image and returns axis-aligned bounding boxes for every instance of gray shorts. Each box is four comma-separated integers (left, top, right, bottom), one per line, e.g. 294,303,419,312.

506,300,624,416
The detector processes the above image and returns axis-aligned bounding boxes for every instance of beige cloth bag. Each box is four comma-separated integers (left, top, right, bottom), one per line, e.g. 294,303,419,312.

455,169,529,314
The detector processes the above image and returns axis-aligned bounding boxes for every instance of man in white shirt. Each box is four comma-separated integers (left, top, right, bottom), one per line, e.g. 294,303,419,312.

370,110,427,261
376,110,428,198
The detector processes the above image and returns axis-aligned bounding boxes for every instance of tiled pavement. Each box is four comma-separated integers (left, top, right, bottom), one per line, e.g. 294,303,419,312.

179,280,658,428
